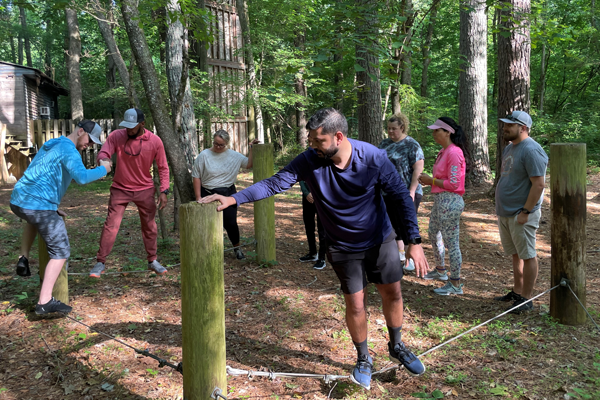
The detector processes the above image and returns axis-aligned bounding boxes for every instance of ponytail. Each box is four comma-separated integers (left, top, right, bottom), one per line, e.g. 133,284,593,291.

438,117,471,173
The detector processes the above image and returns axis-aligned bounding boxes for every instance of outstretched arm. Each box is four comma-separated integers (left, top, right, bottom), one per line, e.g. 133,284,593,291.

197,194,237,211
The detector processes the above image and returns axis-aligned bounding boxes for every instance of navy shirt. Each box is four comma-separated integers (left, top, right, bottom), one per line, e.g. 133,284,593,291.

232,138,420,252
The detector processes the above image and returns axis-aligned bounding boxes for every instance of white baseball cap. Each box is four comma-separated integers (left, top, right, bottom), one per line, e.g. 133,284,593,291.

499,111,532,128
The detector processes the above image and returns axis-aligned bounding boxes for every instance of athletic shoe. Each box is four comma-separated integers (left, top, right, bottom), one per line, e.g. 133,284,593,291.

423,269,448,281
299,253,318,262
388,341,425,376
235,248,245,260
403,258,415,272
16,255,31,277
313,259,326,270
350,354,373,390
494,290,522,302
508,297,533,314
89,262,105,278
148,260,167,275
35,297,72,315
433,282,463,295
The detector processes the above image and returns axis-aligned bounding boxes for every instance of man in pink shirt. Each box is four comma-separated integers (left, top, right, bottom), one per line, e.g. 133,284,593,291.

90,108,170,277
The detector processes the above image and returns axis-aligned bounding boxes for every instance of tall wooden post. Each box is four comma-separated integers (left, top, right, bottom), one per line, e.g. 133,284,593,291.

252,143,276,262
38,221,69,304
0,122,10,185
550,143,587,325
179,203,226,399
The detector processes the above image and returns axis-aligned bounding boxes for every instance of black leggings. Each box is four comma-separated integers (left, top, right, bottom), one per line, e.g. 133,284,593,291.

201,185,240,245
302,196,327,259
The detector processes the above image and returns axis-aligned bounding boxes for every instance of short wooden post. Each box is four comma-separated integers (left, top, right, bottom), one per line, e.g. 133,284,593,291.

0,122,10,185
252,143,276,262
179,203,226,399
38,216,69,304
550,143,587,325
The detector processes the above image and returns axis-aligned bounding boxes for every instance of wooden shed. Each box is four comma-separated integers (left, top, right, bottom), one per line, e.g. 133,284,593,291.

0,61,69,147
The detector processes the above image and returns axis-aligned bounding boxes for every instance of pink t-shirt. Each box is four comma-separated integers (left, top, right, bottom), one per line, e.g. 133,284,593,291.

431,144,466,196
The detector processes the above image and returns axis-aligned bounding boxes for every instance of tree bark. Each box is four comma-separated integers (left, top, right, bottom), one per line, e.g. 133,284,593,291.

93,0,140,108
17,21,23,64
494,0,531,188
294,31,307,148
65,8,84,122
236,0,264,143
253,144,276,262
10,35,16,64
20,6,32,67
459,0,490,185
120,0,195,204
536,43,549,113
355,0,383,145
399,0,414,86
166,0,198,169
420,1,439,97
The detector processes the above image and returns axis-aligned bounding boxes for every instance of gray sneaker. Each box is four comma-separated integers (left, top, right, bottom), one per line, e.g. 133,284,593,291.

433,282,463,295
89,262,105,278
148,260,167,275
423,269,448,281
403,258,415,272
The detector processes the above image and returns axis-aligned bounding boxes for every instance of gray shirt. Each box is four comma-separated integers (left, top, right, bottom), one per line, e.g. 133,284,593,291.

378,136,425,196
495,137,548,217
192,148,249,189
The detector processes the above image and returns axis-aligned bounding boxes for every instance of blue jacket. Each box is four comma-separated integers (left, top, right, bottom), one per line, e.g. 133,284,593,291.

11,136,107,211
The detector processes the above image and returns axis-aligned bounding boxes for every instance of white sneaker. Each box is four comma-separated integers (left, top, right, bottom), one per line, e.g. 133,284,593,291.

423,269,448,281
403,258,415,272
433,282,463,295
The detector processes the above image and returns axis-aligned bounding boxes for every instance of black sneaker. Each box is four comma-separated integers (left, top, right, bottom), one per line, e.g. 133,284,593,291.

388,341,425,376
35,297,72,315
235,248,245,260
16,255,31,277
508,297,533,314
299,253,318,262
494,290,522,302
312,260,326,270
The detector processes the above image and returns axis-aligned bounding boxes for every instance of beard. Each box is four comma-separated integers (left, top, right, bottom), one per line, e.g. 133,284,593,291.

503,129,519,142
316,144,339,160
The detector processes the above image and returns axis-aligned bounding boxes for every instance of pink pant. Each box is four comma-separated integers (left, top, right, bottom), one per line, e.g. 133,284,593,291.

96,187,157,263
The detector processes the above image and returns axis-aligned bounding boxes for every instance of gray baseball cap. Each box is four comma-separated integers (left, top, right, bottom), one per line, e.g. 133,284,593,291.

499,111,533,128
78,120,103,145
119,108,145,129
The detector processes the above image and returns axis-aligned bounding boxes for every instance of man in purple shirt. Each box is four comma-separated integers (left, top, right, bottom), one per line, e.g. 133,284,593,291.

200,108,428,390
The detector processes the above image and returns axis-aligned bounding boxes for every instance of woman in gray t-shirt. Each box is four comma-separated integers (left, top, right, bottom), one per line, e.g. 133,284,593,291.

192,130,260,259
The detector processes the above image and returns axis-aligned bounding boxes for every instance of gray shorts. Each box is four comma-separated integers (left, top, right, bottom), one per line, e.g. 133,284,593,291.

10,203,70,259
497,209,541,260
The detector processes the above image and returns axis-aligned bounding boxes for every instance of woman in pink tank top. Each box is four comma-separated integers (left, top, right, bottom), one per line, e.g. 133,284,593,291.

419,117,470,296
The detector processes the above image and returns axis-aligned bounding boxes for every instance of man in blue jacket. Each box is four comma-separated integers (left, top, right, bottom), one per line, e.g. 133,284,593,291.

200,108,429,390
10,120,111,315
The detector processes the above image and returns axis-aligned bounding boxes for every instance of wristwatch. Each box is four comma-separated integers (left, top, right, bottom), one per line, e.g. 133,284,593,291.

407,237,422,245
521,207,532,214
162,189,170,195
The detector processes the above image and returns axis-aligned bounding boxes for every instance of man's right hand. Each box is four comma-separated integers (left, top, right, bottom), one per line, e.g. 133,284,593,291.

99,159,112,174
306,193,314,203
197,194,237,211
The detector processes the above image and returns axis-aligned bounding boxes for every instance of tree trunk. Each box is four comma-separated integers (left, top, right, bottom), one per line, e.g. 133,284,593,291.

294,31,307,148
166,0,198,170
107,54,120,120
10,35,16,64
459,0,490,186
236,0,264,143
491,7,499,106
355,0,383,145
17,22,23,64
44,20,53,77
20,6,32,67
494,0,531,188
420,1,439,97
536,43,549,113
399,0,414,86
65,8,84,122
120,0,195,204
93,0,141,108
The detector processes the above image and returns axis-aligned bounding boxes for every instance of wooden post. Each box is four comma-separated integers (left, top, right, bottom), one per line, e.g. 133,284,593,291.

38,217,69,304
179,203,225,400
0,122,10,185
252,143,276,262
550,143,586,325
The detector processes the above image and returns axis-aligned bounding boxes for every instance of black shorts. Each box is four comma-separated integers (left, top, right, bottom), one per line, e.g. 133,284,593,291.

326,232,403,294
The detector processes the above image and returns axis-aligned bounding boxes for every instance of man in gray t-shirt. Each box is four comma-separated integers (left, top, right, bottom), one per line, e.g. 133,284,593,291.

494,111,548,314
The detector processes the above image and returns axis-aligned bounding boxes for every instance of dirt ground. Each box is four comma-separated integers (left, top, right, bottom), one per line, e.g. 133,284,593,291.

0,171,599,400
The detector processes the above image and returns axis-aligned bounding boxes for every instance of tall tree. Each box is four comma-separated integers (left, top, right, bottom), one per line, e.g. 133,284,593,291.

495,0,531,186
19,6,32,67
355,0,383,145
44,19,53,77
459,0,490,185
92,0,140,108
236,0,264,142
65,7,84,122
420,1,440,97
166,0,198,168
120,0,195,203
294,30,307,148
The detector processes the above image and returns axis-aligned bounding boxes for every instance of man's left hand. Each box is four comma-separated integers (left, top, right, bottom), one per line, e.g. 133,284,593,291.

250,138,261,146
517,211,529,225
57,209,68,217
406,244,429,278
157,193,168,210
